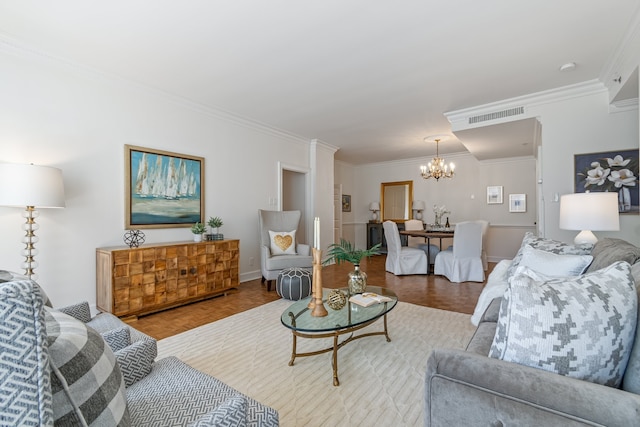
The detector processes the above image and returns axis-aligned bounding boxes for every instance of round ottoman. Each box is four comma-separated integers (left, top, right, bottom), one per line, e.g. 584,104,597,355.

276,268,313,300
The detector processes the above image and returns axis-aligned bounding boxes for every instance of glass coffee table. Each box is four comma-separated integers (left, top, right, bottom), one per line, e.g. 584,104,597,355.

280,286,397,386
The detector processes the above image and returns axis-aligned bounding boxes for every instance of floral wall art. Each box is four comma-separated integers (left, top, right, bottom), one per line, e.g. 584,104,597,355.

575,149,639,214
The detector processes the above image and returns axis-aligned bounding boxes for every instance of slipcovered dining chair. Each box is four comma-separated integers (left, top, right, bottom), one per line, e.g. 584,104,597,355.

405,219,440,266
476,219,490,271
382,221,428,275
259,209,313,291
434,221,484,283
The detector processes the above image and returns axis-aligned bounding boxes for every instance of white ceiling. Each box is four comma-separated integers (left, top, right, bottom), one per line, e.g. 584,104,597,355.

0,1,638,164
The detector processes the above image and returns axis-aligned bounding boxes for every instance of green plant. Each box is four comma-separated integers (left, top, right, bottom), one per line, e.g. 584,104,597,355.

207,216,223,232
323,238,381,266
191,221,206,234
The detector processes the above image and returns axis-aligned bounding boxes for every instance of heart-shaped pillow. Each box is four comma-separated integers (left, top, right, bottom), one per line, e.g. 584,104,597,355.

269,230,297,255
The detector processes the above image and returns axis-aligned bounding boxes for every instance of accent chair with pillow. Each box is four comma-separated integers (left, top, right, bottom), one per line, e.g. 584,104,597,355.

259,209,313,291
424,236,640,427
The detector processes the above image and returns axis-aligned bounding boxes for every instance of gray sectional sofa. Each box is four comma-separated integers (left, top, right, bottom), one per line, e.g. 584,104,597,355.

0,271,279,426
425,237,640,426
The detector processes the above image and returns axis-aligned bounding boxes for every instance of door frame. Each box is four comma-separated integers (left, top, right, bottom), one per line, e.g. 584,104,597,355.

278,161,311,244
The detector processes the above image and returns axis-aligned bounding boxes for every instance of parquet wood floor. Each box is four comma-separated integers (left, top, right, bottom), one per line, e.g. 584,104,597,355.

132,254,493,340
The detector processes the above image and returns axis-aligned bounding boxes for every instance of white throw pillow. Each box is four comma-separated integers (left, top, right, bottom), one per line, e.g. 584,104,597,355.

489,261,637,387
506,232,593,278
269,230,297,255
515,244,592,278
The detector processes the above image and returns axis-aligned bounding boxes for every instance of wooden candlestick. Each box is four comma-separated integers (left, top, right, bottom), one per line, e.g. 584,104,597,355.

310,248,328,317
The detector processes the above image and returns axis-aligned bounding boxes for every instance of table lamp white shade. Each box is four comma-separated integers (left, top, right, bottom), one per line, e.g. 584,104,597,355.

559,192,619,245
0,163,65,208
369,202,380,221
412,200,425,220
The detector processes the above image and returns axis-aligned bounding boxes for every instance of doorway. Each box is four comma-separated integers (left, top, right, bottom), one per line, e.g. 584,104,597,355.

280,166,309,245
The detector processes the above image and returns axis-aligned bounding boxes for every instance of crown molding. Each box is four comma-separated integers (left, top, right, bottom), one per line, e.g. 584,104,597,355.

0,32,311,147
600,4,640,102
609,97,639,113
444,80,606,131
310,138,339,154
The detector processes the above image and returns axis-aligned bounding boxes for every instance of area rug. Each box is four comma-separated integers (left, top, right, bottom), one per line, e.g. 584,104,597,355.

157,299,476,427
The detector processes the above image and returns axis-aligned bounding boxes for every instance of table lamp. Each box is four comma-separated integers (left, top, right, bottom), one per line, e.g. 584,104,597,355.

412,200,425,220
0,163,66,279
559,192,619,245
369,202,380,222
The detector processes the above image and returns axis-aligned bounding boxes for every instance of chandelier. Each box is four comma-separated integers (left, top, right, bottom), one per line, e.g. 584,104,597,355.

420,137,455,181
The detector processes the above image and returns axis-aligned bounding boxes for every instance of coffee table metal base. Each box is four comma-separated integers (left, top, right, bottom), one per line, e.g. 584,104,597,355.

287,312,391,386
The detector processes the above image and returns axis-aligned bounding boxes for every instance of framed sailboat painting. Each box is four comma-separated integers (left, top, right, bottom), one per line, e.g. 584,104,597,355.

125,145,205,229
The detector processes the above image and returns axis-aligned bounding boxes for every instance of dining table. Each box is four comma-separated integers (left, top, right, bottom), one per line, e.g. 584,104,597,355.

399,229,455,274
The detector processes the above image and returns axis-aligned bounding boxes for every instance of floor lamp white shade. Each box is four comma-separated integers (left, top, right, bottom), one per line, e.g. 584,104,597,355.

0,163,65,278
559,192,619,245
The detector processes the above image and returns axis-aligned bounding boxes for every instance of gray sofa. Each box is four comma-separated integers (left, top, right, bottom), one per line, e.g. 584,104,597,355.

425,237,640,426
0,272,279,426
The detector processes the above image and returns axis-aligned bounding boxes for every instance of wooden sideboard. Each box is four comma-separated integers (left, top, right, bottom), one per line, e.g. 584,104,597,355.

96,239,239,319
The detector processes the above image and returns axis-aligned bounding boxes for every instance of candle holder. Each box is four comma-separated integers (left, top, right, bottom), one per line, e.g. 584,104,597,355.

310,248,328,317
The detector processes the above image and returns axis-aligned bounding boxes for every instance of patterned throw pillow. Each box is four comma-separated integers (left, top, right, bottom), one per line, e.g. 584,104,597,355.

506,232,593,278
268,230,297,255
101,326,131,352
46,310,131,426
0,270,52,307
489,261,637,387
114,339,156,387
517,245,592,277
187,395,248,427
0,279,54,426
57,301,92,323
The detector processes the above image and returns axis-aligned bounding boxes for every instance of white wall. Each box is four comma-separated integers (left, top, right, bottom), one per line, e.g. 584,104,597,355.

0,47,318,306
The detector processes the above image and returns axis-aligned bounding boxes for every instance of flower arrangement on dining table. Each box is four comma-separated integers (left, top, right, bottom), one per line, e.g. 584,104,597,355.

433,205,450,227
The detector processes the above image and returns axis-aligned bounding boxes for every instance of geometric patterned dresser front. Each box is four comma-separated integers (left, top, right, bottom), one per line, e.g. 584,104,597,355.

96,240,239,318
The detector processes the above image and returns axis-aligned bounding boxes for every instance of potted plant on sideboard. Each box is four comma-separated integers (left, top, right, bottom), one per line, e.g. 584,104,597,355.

207,216,224,241
191,222,207,242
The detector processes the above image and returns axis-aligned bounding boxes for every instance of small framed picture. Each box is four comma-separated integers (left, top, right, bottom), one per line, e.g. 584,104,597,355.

487,186,503,204
342,194,351,212
509,194,526,212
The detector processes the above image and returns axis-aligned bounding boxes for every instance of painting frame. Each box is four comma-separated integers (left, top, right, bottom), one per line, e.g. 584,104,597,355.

509,194,526,213
574,149,640,214
125,144,205,229
486,186,503,204
342,194,351,212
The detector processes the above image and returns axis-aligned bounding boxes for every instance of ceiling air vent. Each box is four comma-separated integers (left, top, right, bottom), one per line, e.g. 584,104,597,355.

468,106,524,125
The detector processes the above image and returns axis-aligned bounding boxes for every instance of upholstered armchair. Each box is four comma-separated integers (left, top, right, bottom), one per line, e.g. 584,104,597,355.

258,210,313,291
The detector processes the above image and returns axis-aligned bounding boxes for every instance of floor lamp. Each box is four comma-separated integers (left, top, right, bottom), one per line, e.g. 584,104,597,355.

0,163,65,279
559,192,619,245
